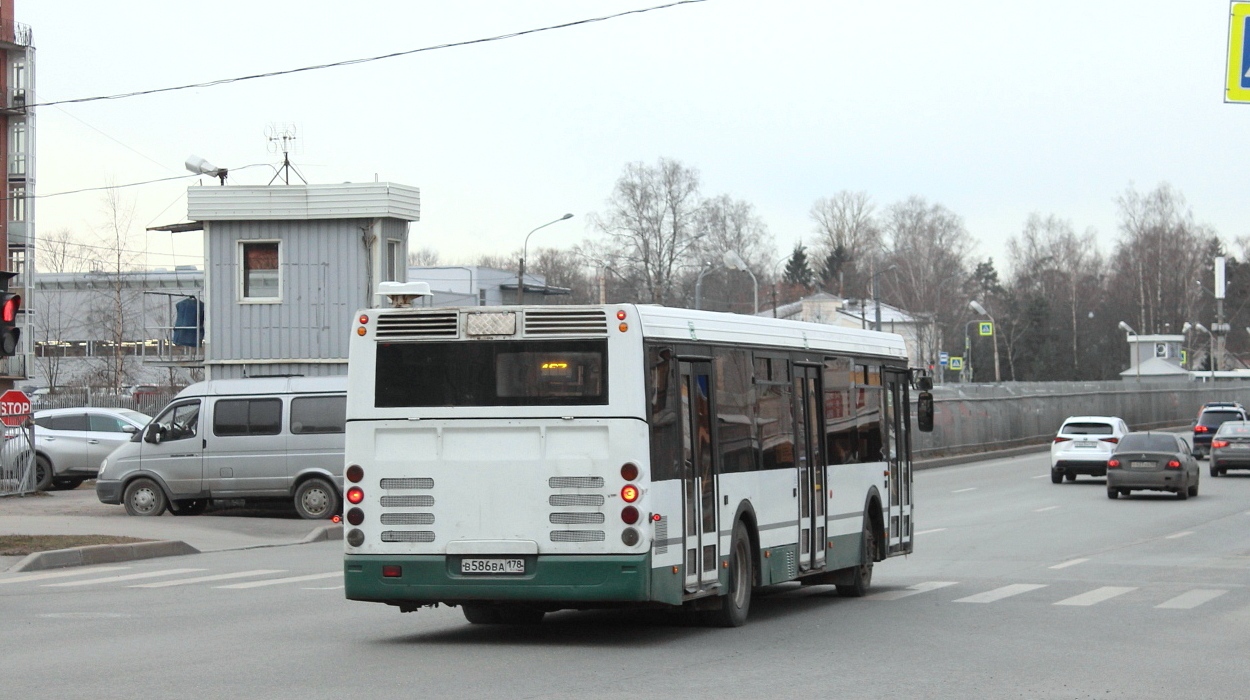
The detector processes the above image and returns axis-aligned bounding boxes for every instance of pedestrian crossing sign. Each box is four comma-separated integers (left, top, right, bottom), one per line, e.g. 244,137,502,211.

948,356,964,371
979,322,994,337
1227,3,1250,103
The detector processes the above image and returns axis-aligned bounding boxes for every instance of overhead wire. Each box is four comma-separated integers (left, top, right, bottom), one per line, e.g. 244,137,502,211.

27,1,708,109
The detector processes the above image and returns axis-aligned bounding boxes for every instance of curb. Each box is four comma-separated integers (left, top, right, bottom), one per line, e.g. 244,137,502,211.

299,524,343,543
914,444,1049,471
10,540,200,573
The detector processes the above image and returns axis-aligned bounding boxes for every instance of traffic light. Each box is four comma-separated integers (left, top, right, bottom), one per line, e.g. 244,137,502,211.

0,271,19,357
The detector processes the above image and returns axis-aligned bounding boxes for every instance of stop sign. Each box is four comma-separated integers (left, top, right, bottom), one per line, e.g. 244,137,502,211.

0,389,30,427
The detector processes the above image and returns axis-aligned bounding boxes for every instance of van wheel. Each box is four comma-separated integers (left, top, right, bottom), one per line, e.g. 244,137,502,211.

123,478,168,516
294,478,338,519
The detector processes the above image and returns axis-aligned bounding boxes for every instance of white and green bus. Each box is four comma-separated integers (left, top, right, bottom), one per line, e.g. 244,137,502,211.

343,301,932,626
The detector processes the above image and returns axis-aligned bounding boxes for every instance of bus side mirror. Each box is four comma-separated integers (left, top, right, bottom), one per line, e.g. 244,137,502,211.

917,391,934,432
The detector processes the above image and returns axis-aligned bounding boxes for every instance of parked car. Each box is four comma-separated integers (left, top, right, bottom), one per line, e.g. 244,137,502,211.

95,376,346,519
32,407,153,491
1192,404,1248,458
1106,432,1199,500
1209,420,1250,477
1050,415,1129,483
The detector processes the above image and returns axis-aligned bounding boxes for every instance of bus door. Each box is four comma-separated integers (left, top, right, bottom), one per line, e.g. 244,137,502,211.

679,360,719,592
793,364,826,571
884,370,913,553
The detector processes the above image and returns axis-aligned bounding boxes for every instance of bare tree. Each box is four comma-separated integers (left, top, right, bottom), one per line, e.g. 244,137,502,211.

809,191,883,295
83,187,144,393
407,246,441,267
879,196,974,335
39,227,83,273
587,158,703,305
532,248,596,304
687,194,775,312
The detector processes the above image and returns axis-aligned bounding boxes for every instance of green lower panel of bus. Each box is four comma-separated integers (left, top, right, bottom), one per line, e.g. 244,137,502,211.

345,553,660,605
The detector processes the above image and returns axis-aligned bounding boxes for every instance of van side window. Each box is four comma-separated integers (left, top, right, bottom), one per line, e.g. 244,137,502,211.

153,401,200,442
214,398,282,437
290,396,346,434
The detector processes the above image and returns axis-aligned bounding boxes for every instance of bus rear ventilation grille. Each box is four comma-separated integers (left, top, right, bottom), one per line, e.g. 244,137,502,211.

524,309,608,336
380,495,434,508
381,513,435,525
549,476,604,489
549,512,605,525
550,530,605,542
381,531,435,543
380,477,434,489
549,494,604,507
376,311,459,338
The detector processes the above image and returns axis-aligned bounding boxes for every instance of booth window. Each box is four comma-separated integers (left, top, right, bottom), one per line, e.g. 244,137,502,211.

241,241,280,300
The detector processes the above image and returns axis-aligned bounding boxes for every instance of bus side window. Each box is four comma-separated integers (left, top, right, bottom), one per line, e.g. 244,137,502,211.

756,354,794,471
856,364,884,462
714,347,758,473
823,356,856,464
647,345,681,482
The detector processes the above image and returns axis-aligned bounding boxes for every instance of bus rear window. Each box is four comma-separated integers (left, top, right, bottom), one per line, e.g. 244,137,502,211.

375,340,607,407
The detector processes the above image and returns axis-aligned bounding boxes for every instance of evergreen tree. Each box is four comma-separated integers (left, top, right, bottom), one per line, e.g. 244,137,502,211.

784,243,813,287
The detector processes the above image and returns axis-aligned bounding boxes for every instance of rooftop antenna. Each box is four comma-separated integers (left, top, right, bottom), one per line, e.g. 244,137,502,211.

265,122,307,185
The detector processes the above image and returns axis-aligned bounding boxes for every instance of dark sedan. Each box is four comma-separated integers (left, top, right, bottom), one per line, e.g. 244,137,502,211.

1106,432,1199,500
1209,421,1250,476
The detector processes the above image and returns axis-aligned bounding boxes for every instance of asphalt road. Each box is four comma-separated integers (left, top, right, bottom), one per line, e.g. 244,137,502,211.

3,449,1249,700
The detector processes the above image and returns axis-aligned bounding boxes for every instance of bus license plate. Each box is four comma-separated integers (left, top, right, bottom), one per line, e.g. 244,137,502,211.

461,558,525,574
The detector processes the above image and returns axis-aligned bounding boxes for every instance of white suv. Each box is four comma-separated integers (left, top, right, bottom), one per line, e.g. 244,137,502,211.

1051,416,1130,483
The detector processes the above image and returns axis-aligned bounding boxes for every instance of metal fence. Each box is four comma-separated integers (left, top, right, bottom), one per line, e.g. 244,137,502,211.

912,380,1250,459
0,422,36,497
30,388,180,417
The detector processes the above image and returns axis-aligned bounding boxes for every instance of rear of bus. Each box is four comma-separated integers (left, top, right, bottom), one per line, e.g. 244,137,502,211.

342,305,653,613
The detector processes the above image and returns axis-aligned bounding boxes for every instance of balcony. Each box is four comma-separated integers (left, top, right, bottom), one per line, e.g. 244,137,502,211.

0,21,31,49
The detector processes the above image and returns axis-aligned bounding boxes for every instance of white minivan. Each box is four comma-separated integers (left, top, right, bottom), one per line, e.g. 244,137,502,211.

95,376,347,519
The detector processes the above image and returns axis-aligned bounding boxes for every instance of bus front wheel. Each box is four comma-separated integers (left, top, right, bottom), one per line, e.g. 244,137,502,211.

836,518,875,597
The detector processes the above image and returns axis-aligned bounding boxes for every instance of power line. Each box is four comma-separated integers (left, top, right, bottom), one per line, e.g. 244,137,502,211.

28,1,708,109
8,163,272,202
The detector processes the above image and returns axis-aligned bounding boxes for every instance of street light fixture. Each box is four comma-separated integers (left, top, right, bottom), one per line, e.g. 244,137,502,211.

968,300,1000,383
516,213,574,305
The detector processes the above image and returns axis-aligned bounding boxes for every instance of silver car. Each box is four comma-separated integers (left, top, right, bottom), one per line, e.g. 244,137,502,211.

32,407,152,491
1106,432,1200,500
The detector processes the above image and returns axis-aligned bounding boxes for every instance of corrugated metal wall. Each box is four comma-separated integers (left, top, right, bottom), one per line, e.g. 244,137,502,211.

207,219,378,378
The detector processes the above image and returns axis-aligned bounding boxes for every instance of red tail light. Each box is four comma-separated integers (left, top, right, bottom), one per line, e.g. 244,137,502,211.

382,565,402,578
1195,425,1209,433
347,486,364,504
1053,437,1072,443
1212,439,1230,449
1107,459,1121,469
1166,460,1182,469
346,465,364,483
621,484,640,503
1099,437,1119,444
621,506,639,524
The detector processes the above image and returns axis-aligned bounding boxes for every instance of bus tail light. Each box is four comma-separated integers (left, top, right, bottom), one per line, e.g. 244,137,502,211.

347,486,364,504
621,484,639,503
1166,460,1182,469
621,462,639,481
346,529,365,547
621,528,639,546
346,465,364,483
1107,459,1121,469
621,506,639,524
616,310,627,321
382,565,402,578
347,507,365,526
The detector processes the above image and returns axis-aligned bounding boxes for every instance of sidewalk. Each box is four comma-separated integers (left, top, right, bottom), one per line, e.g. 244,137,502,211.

0,487,341,571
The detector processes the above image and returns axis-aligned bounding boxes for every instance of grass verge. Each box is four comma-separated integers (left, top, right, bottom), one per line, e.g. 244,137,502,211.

0,534,153,556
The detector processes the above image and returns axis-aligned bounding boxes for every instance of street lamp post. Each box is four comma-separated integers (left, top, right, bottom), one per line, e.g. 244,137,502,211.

1193,322,1214,382
969,300,1000,383
695,251,758,314
516,213,574,305
871,264,897,332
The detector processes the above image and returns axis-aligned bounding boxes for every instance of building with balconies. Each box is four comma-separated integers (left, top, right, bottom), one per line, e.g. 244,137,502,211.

0,0,33,388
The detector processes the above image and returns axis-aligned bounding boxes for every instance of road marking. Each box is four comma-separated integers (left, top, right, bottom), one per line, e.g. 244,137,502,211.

0,566,130,585
1156,589,1228,609
1165,531,1194,540
129,570,287,588
303,585,345,590
1049,558,1089,570
952,487,977,493
215,572,340,589
915,528,947,536
1031,474,1049,479
1034,506,1060,512
1054,586,1136,606
865,581,958,601
44,568,205,587
955,584,1047,603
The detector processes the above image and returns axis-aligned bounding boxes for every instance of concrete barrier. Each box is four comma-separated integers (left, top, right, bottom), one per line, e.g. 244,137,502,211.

10,540,200,573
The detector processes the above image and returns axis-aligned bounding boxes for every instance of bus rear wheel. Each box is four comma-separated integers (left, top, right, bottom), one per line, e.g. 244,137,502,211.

708,520,753,627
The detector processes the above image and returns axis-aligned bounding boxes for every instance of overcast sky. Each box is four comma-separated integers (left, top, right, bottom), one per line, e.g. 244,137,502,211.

20,1,1247,276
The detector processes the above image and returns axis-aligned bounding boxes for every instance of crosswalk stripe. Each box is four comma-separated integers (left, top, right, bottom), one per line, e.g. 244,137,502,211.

1049,558,1089,570
129,570,287,588
914,528,946,536
0,566,130,585
955,584,1047,603
215,572,340,589
1156,589,1228,609
1054,586,1136,606
44,568,206,588
865,581,958,601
